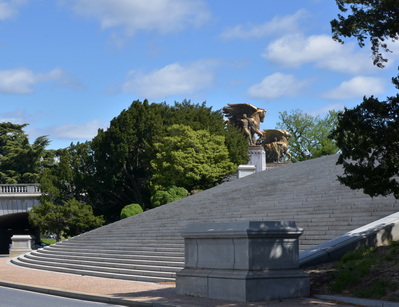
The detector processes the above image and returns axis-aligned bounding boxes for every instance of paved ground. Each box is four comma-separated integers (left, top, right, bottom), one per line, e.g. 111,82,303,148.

0,255,347,307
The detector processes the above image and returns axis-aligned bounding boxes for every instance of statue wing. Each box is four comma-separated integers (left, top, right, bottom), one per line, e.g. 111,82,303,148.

222,103,258,126
261,129,290,143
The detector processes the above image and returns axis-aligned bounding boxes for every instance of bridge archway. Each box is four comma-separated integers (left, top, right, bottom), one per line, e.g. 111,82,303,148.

0,212,38,254
0,184,41,254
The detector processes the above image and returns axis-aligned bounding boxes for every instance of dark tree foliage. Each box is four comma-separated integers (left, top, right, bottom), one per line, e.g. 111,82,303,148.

0,122,51,183
331,0,399,68
39,142,94,205
331,0,399,198
89,99,166,221
331,91,399,198
87,99,247,222
33,142,104,240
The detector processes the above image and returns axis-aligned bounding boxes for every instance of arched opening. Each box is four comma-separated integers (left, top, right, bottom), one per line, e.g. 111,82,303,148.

0,213,38,254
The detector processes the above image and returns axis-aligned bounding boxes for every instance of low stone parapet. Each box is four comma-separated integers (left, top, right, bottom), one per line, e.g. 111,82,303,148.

176,221,309,302
9,235,32,257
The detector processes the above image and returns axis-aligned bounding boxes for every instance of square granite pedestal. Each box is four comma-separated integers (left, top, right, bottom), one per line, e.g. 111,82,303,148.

176,221,309,302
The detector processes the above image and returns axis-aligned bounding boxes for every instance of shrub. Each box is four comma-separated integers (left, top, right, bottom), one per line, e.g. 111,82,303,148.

120,203,143,219
150,186,188,207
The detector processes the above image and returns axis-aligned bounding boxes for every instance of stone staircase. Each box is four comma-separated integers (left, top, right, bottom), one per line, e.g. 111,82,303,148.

11,154,399,282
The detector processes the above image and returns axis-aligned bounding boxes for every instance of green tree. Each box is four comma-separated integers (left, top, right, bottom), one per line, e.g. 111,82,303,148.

29,200,65,242
39,142,94,205
276,110,339,162
32,142,104,239
29,198,104,242
331,0,399,68
87,99,247,221
151,124,235,192
62,198,104,238
89,99,167,221
0,122,51,183
330,0,399,198
164,100,249,166
331,94,399,198
120,203,143,219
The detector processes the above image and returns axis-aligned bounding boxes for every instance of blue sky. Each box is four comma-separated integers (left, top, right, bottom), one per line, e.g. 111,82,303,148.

1,0,398,149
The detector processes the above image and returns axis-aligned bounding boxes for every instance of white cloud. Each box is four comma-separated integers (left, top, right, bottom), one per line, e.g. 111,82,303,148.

68,0,210,36
324,76,386,99
263,34,377,74
119,61,216,99
307,104,345,117
0,109,32,124
48,120,107,139
0,0,26,20
0,68,82,94
220,9,307,40
247,72,309,100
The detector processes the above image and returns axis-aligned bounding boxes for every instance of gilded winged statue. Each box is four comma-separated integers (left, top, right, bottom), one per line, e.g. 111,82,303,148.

222,103,266,145
259,129,292,163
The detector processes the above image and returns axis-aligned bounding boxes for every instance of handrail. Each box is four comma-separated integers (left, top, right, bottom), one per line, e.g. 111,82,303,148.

0,184,41,194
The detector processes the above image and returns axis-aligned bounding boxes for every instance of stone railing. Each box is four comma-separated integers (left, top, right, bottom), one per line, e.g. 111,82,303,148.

0,184,41,195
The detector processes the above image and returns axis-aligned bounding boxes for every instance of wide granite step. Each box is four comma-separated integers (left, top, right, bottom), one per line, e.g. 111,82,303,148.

11,258,175,282
23,253,182,272
28,250,184,267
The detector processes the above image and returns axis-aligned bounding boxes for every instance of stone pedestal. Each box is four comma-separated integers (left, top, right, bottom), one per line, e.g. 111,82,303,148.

237,165,256,178
248,145,266,172
176,221,309,302
9,235,32,257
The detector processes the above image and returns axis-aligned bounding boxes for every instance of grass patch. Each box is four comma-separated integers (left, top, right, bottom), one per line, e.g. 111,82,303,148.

330,247,377,293
354,279,397,299
41,238,56,245
324,242,399,301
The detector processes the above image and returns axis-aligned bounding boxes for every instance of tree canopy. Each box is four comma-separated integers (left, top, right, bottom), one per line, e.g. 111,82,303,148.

151,124,235,192
29,198,104,242
276,109,339,162
85,99,247,221
331,95,399,198
331,0,399,198
0,122,52,183
331,0,399,68
32,143,104,240
2,100,248,224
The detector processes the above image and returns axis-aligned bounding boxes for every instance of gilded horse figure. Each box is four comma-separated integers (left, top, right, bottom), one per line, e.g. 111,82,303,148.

260,129,292,163
223,103,266,145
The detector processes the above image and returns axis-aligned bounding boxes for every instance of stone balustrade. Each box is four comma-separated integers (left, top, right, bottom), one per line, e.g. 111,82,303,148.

0,184,41,216
0,184,40,195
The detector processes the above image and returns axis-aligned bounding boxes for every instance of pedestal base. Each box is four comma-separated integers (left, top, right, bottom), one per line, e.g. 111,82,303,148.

176,221,310,302
177,268,309,302
9,235,32,257
248,145,266,172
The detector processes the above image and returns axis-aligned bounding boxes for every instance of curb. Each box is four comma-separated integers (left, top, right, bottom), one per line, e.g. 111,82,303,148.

0,280,171,307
